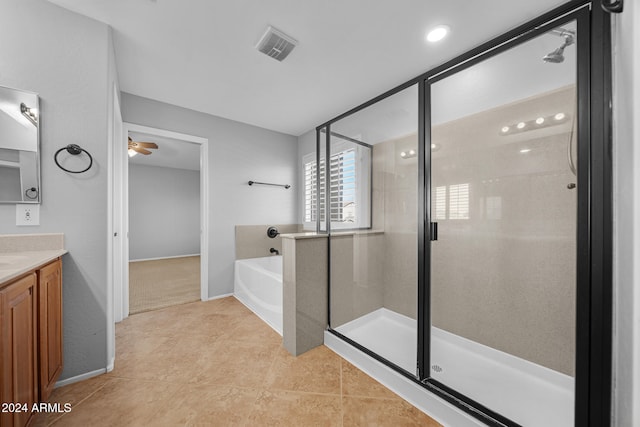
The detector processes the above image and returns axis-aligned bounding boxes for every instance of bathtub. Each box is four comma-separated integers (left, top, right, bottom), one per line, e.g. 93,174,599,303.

233,256,283,335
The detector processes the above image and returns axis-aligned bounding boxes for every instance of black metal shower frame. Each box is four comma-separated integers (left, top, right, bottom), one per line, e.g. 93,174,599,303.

317,1,613,425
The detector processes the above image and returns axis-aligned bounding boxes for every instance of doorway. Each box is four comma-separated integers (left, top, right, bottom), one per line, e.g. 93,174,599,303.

114,123,209,319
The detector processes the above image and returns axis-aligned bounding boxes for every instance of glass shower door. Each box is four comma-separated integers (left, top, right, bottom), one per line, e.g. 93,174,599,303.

428,21,578,426
328,84,420,376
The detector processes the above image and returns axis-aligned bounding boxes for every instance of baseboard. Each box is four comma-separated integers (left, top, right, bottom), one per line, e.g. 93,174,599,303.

206,292,233,301
130,254,200,263
107,355,115,373
54,368,106,389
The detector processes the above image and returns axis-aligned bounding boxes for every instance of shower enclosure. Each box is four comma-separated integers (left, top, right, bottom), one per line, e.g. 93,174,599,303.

317,3,612,426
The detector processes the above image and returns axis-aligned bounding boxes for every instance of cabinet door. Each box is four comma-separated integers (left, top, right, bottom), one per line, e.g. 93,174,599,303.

0,273,38,427
38,259,63,402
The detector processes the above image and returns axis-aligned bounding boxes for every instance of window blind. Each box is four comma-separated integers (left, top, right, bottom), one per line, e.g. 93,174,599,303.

449,183,470,220
304,148,357,225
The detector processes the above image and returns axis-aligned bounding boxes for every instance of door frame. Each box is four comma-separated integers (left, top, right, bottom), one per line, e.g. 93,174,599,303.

111,122,209,325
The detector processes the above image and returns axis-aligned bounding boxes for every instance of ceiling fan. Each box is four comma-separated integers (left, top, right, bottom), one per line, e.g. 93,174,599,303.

128,136,158,156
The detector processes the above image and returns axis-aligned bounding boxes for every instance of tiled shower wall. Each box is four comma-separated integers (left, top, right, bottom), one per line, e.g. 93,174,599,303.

332,86,576,376
430,86,576,376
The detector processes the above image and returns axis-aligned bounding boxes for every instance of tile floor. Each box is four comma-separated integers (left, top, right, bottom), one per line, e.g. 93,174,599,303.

35,297,442,426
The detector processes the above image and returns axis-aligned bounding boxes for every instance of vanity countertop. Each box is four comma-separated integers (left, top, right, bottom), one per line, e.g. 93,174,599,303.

0,249,67,287
0,233,66,288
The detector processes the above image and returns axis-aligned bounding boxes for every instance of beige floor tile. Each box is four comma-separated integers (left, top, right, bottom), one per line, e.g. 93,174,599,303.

49,296,443,427
341,360,400,400
50,378,183,426
158,384,259,426
191,339,279,388
218,312,282,346
33,375,114,426
342,396,443,427
109,333,205,383
246,390,342,427
265,346,342,395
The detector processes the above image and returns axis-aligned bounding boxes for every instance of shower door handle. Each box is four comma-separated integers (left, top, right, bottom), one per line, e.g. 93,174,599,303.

430,222,438,241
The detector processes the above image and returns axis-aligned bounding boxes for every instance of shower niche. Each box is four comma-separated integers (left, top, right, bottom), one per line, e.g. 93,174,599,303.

319,5,609,426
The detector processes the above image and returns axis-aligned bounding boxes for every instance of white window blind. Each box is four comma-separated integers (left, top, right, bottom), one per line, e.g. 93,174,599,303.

434,185,447,220
304,148,358,226
304,158,325,223
449,183,470,220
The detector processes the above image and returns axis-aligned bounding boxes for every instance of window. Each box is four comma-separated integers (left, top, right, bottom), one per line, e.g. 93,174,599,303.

449,183,470,220
303,144,370,229
303,158,324,223
434,185,447,220
433,183,470,220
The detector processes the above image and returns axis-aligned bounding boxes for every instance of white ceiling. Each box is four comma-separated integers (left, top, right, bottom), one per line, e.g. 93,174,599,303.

46,0,567,136
128,131,200,171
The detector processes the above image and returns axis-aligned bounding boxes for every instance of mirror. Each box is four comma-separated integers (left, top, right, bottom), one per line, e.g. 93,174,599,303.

0,85,40,203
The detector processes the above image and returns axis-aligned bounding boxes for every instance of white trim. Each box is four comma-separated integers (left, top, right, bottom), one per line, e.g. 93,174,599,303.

324,332,484,427
0,160,20,168
107,355,115,373
122,122,210,311
129,253,200,263
125,123,208,145
54,368,106,388
206,292,233,301
106,83,121,381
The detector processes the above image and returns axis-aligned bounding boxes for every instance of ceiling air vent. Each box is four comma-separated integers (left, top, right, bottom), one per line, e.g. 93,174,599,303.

255,25,298,62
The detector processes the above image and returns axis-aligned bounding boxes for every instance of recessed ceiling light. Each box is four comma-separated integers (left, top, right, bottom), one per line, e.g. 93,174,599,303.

517,122,526,129
535,117,545,125
554,112,566,121
426,25,450,43
409,149,416,156
501,126,510,133
520,148,531,153
400,151,407,158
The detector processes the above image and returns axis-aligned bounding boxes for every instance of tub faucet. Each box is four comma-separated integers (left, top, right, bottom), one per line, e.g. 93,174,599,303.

269,248,279,255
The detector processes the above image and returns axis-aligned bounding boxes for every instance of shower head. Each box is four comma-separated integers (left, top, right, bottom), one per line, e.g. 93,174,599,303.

543,30,575,64
543,46,566,63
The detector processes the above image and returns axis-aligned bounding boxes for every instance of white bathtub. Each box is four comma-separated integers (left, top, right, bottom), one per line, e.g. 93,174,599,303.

233,256,283,335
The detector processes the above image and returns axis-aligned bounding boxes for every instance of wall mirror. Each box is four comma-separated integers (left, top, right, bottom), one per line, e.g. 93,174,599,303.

0,85,41,203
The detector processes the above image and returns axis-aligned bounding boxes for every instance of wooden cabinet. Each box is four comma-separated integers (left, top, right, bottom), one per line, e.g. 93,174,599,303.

37,259,63,402
0,258,63,427
0,273,38,427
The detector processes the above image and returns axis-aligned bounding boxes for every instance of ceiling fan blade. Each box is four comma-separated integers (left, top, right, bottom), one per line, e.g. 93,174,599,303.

133,147,152,155
135,142,158,149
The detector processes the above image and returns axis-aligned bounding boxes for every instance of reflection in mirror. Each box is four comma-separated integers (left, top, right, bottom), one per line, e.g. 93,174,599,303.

429,21,577,426
0,85,40,203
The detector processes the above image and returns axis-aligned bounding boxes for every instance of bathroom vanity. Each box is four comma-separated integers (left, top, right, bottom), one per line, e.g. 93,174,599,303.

0,234,66,427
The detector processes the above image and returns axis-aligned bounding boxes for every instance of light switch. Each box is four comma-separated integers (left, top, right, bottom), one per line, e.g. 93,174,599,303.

16,204,40,226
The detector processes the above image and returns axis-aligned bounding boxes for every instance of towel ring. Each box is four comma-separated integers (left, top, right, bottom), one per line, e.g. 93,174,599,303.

54,144,93,174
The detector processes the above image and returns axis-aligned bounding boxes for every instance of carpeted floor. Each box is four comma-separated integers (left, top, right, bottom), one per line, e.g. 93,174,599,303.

129,256,200,314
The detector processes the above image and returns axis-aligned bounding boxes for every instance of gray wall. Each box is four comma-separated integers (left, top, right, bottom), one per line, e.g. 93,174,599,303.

612,4,640,426
0,0,117,380
0,166,22,200
128,164,200,260
121,93,298,297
